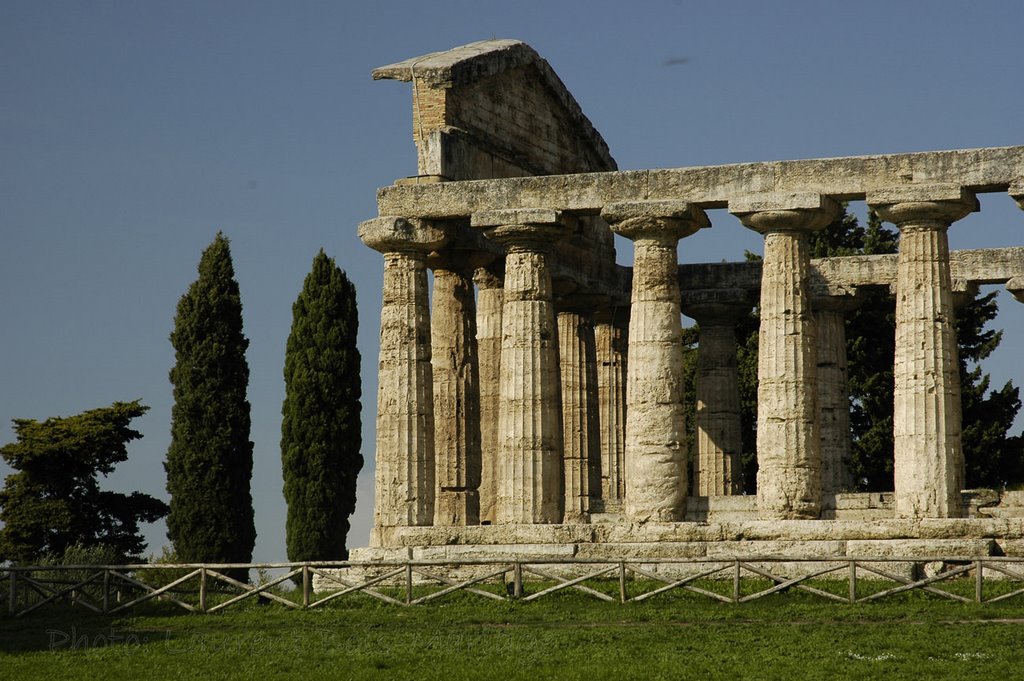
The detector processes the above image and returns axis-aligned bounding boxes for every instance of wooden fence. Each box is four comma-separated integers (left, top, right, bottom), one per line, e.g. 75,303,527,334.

4,556,1024,617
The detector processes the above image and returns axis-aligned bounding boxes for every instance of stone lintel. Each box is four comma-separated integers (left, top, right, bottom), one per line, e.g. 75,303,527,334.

359,216,450,253
868,184,979,225
675,247,1024,294
472,207,562,228
730,193,840,234
377,146,1024,218
602,200,709,242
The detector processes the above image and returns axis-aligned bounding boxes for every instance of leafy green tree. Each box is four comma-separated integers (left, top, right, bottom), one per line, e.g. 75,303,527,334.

281,250,362,561
0,400,167,564
165,233,255,570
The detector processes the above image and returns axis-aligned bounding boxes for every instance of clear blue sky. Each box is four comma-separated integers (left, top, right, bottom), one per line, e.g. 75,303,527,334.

2,0,1022,563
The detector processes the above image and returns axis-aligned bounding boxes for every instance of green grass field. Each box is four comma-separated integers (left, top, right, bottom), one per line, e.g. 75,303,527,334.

3,582,1023,680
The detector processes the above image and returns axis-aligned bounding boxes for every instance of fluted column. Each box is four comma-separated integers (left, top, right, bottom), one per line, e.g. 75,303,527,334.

679,292,749,497
595,308,628,512
359,216,448,545
869,185,977,519
602,200,708,523
474,263,504,525
473,209,569,524
557,305,600,523
429,251,481,526
731,193,838,520
812,294,857,498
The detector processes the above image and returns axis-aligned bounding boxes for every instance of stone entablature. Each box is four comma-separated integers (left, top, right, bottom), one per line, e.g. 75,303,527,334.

377,145,1024,215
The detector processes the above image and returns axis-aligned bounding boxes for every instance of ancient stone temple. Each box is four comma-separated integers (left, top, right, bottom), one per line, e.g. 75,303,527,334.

355,39,1024,564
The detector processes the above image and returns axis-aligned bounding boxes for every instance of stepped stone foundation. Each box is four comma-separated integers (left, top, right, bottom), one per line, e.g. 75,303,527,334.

345,40,1024,582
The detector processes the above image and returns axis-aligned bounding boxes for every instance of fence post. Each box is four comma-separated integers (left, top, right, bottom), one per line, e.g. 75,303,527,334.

618,562,627,603
513,562,523,598
302,564,311,608
733,560,740,603
8,570,15,615
848,561,856,604
975,560,984,603
199,568,207,613
102,569,110,613
405,563,413,605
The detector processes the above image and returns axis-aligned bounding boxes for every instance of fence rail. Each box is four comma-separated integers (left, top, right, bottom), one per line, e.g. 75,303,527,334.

4,556,1024,617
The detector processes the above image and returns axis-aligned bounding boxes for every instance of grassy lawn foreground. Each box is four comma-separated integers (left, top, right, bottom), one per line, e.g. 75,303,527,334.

2,585,1023,680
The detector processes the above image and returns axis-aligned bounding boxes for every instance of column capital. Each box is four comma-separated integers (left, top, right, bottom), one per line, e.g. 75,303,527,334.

679,288,752,324
427,246,495,275
601,200,709,242
472,208,571,249
867,184,978,226
472,261,504,289
1006,277,1024,304
730,193,839,235
1010,180,1024,211
810,290,862,312
359,216,450,254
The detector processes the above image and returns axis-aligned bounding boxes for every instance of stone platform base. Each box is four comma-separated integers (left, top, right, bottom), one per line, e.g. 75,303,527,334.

314,515,1024,592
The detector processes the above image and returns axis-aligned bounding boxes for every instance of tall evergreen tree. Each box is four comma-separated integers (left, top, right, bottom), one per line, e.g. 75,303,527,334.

281,251,362,561
165,233,255,569
0,401,167,564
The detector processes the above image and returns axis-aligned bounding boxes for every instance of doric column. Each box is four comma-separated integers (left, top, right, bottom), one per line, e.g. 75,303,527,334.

472,209,569,524
359,216,448,545
869,185,977,519
679,291,750,497
731,193,839,520
602,200,708,523
812,293,858,498
474,262,504,525
595,307,628,512
429,250,481,526
557,302,601,523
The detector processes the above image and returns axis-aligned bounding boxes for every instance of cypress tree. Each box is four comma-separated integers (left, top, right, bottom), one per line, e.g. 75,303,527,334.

165,233,256,570
281,250,362,561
